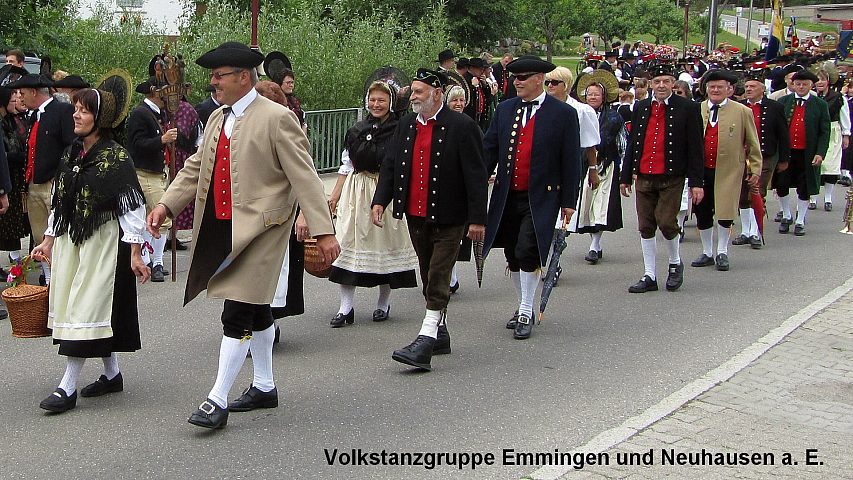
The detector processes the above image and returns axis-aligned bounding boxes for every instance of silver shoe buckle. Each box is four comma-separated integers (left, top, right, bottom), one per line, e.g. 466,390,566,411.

517,315,531,325
199,400,216,415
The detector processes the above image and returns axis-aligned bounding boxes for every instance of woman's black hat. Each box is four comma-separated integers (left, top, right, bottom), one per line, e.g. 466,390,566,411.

196,41,264,69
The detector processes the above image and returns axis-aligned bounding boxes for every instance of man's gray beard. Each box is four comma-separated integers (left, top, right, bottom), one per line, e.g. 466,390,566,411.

412,95,438,115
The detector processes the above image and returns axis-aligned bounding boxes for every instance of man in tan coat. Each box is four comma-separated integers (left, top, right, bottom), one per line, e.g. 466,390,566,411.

148,42,339,429
690,70,761,271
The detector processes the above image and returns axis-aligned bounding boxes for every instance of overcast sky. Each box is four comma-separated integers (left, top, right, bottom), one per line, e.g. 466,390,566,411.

79,0,184,34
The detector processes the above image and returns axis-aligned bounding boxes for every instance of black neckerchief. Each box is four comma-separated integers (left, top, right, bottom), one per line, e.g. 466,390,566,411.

52,137,145,245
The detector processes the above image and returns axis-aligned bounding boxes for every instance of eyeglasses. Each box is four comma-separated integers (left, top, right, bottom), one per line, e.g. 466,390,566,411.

544,80,564,86
510,73,537,82
209,70,241,80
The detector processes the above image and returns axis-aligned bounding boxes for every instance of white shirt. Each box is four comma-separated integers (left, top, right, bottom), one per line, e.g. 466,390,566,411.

143,98,161,115
520,91,547,127
416,104,443,125
34,97,54,121
45,205,147,244
223,88,258,138
706,98,727,127
565,96,601,148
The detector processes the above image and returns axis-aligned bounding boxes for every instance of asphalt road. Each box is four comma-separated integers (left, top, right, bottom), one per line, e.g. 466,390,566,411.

1,187,851,479
719,14,821,47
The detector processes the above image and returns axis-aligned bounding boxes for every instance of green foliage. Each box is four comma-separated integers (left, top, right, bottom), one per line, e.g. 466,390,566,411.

180,0,449,109
519,0,591,61
593,0,635,48
634,0,685,44
0,0,74,54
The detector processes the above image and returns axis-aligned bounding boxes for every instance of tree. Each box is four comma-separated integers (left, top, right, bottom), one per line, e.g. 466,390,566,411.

634,0,684,44
519,0,591,62
594,0,636,49
0,0,74,54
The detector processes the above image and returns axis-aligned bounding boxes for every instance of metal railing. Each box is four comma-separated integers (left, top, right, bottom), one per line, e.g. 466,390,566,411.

305,108,363,173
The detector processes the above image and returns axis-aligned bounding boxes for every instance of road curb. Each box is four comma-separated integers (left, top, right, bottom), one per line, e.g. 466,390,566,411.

526,274,853,480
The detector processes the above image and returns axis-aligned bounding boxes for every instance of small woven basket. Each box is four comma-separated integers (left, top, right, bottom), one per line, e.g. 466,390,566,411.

303,238,331,278
3,283,50,338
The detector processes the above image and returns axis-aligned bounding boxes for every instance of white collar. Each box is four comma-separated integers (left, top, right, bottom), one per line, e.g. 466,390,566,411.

227,88,258,117
748,97,763,105
143,98,161,114
210,94,221,106
795,93,811,101
531,90,547,105
709,98,728,108
416,104,443,125
653,94,673,105
37,96,53,114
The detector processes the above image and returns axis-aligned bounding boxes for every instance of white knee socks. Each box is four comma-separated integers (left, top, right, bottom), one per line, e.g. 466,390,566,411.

449,265,458,287
641,237,656,280
717,225,731,255
152,233,167,267
519,270,539,318
796,199,809,225
338,285,355,315
58,356,86,395
824,183,835,203
779,195,792,220
249,324,276,392
747,209,759,237
207,336,251,409
699,228,714,256
665,236,680,264
677,210,687,231
417,309,442,338
42,261,51,283
589,232,603,252
102,353,120,380
739,208,752,236
376,284,391,312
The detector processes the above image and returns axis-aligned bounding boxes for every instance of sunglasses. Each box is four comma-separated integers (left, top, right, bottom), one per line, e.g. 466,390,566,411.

544,80,564,86
511,73,537,82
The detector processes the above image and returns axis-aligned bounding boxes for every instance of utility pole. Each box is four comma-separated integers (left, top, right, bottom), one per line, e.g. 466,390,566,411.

746,0,755,51
708,0,718,52
683,0,691,57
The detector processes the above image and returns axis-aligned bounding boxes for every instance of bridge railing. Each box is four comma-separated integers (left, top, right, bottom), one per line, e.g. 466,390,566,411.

305,108,363,173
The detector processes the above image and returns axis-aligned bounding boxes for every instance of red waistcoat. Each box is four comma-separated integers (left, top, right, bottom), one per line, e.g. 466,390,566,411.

639,101,666,175
789,104,806,150
406,120,435,217
511,117,536,191
26,120,39,184
704,123,719,169
749,103,762,139
213,128,232,220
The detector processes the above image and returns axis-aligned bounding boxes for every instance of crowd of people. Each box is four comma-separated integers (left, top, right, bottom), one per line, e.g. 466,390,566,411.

0,39,851,430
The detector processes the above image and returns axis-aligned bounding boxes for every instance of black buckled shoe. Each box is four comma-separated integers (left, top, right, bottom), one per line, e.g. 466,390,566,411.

506,310,520,329
731,234,749,246
715,253,730,271
691,254,715,267
391,335,435,370
330,309,354,328
39,388,77,413
513,313,534,339
774,211,783,222
824,202,832,212
188,399,228,429
80,373,123,397
665,262,684,291
372,306,390,322
228,386,278,412
449,281,460,294
147,262,170,276
175,239,189,251
434,325,451,355
779,218,791,234
628,275,658,293
151,264,165,282
794,224,805,236
808,201,817,210
584,250,601,264
748,235,762,249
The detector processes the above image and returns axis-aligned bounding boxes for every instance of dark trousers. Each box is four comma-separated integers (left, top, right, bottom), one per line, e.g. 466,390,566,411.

634,174,684,240
495,191,540,272
775,149,809,201
406,216,465,311
739,153,777,209
222,301,274,339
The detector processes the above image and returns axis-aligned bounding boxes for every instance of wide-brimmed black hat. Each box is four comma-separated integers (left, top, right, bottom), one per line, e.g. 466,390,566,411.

782,63,804,76
791,70,818,83
647,63,676,79
413,68,448,89
619,53,637,61
135,77,157,95
95,68,133,129
437,49,455,64
262,51,293,85
0,64,28,87
605,50,619,58
506,55,556,74
53,75,91,89
703,69,738,84
196,41,264,69
5,74,54,89
467,57,488,69
457,58,469,69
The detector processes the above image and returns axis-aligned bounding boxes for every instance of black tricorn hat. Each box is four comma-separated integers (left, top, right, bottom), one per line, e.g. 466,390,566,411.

703,69,738,84
0,64,28,87
196,41,264,69
135,76,157,94
467,57,488,69
413,68,448,89
437,49,455,64
5,74,53,89
506,55,556,74
647,63,676,79
53,75,91,89
791,69,818,83
782,63,804,76
262,51,293,85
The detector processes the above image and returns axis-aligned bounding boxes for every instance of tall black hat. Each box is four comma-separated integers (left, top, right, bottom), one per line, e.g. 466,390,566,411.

196,41,264,69
456,58,470,69
437,49,455,64
506,55,556,74
743,68,766,82
53,75,91,89
467,57,489,69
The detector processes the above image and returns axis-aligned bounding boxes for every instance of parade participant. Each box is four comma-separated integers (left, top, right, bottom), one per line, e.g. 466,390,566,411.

482,55,582,340
327,80,418,327
372,68,487,369
769,64,804,100
127,78,178,282
775,70,831,236
147,41,339,429
31,81,150,414
444,85,471,292
492,52,516,101
437,49,456,72
280,68,308,135
195,84,220,128
171,90,202,245
734,69,790,248
690,70,762,271
571,70,626,264
620,54,638,87
813,69,851,211
463,57,494,132
677,59,696,88
842,77,853,186
456,58,469,78
620,63,704,293
6,73,75,285
0,87,27,277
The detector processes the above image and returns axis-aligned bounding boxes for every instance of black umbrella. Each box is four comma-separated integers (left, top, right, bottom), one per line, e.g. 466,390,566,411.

472,240,485,287
539,224,568,322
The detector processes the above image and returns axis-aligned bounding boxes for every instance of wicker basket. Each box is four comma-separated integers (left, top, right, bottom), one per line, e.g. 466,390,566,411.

303,238,332,278
3,283,50,338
